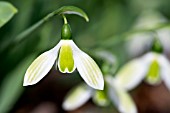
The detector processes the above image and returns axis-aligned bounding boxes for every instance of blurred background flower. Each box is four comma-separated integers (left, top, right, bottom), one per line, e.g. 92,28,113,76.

63,75,137,113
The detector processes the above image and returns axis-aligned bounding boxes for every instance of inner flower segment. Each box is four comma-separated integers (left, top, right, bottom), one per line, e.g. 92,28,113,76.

58,43,75,73
146,60,160,84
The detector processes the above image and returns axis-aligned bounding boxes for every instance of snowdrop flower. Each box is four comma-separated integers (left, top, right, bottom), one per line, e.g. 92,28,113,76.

126,10,170,57
63,76,137,113
62,83,109,111
115,52,170,91
23,23,104,90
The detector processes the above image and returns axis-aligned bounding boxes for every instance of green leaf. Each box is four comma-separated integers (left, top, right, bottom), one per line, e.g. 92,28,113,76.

57,6,89,22
0,1,18,28
0,54,36,113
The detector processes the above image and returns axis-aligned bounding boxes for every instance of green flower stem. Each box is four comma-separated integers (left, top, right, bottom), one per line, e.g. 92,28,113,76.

61,15,73,39
1,10,59,52
1,6,89,52
14,6,88,43
14,10,65,43
62,15,68,24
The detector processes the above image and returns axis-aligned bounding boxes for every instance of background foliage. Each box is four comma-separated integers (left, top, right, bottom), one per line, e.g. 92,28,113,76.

1,0,170,113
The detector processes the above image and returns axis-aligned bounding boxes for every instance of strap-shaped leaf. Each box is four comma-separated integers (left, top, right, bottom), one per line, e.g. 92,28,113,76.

57,6,89,22
0,1,18,28
0,54,36,113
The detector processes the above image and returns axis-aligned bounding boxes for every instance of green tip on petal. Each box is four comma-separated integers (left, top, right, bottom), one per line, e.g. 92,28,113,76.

145,60,161,85
58,42,75,73
93,90,110,107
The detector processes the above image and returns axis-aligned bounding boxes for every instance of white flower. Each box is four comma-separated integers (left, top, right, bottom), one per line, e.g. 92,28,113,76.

126,11,170,58
62,76,137,113
115,52,170,91
23,39,104,90
62,83,109,111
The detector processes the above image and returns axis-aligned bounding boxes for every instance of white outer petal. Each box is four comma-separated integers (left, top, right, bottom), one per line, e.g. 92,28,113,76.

70,40,104,90
106,76,137,113
158,54,170,90
115,57,148,91
62,84,92,111
23,41,62,86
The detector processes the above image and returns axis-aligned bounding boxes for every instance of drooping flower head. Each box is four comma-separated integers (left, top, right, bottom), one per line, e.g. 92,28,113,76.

62,75,137,113
115,52,170,91
24,21,104,90
115,37,170,91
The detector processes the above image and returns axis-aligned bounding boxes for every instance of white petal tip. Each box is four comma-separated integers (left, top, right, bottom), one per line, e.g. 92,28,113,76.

23,83,28,86
22,42,62,87
23,72,39,86
95,87,104,90
62,103,77,111
98,87,104,90
70,40,104,90
99,84,104,90
23,80,36,86
62,84,92,111
91,81,104,90
62,103,73,111
84,75,104,90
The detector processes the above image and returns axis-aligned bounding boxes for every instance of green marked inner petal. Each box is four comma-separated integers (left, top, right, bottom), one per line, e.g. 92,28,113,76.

93,90,110,107
58,44,75,73
145,60,161,85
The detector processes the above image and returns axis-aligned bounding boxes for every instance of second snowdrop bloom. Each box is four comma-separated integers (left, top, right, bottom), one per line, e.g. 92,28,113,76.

24,24,104,90
62,75,137,113
115,52,170,91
